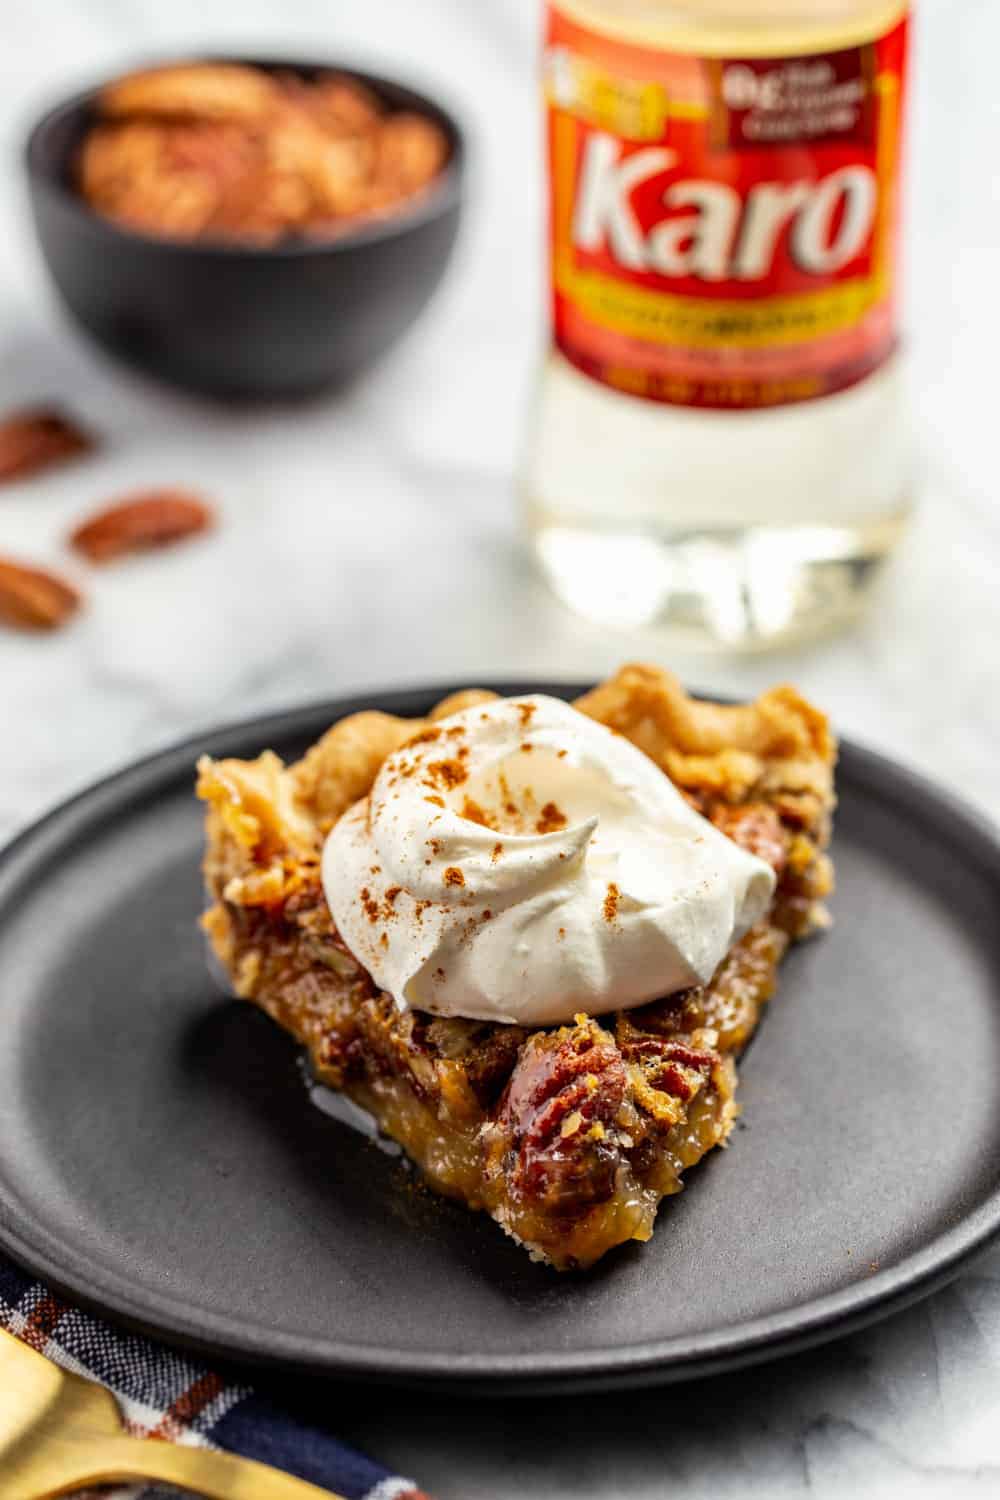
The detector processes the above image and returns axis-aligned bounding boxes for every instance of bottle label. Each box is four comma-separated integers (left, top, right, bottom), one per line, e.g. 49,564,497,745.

545,6,908,409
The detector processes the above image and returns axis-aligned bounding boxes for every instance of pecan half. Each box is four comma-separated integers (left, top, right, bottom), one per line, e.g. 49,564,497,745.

0,408,93,484
610,1011,724,1134
304,76,384,134
100,64,278,124
622,1031,719,1107
375,114,449,195
70,490,213,563
497,1017,626,1214
0,557,81,631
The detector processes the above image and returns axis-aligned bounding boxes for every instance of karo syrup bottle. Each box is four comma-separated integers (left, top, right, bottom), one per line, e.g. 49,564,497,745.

523,0,911,647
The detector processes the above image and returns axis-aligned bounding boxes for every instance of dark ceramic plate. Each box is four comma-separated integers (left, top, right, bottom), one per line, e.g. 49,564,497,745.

1,683,999,1395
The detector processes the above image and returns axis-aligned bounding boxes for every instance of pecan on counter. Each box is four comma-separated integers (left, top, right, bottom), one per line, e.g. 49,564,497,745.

70,489,213,563
0,407,93,484
0,556,81,631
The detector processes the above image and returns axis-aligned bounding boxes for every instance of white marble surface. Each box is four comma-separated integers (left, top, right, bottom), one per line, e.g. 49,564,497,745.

1,1,999,1496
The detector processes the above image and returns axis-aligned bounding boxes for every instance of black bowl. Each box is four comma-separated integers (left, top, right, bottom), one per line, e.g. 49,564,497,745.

25,60,465,399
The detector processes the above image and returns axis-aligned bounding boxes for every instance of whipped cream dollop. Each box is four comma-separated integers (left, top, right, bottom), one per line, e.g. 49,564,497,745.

322,695,775,1027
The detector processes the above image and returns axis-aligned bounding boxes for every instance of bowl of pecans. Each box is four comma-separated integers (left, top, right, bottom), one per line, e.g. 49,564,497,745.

25,60,464,398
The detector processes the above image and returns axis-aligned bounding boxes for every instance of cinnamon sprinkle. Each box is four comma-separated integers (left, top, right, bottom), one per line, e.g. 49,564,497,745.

425,758,468,790
603,882,621,924
536,801,567,834
460,796,497,829
443,866,465,888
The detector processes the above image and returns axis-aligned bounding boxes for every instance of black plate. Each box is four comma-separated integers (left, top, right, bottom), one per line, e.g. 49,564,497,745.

1,683,999,1395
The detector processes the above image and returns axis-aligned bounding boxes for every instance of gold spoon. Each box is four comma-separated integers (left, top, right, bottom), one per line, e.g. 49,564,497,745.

0,1326,347,1500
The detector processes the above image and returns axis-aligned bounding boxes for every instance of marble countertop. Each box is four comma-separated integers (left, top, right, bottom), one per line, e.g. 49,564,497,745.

2,1,998,1495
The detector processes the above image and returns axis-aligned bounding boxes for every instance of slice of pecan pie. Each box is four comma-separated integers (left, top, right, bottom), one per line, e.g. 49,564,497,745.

198,664,835,1270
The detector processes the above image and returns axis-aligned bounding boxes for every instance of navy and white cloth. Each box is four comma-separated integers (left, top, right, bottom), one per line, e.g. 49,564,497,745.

0,1255,428,1500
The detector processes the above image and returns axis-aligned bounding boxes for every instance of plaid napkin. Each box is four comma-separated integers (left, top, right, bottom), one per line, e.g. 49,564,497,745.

1,1255,429,1500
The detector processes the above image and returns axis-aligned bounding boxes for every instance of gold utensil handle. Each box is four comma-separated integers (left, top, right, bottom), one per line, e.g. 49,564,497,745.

10,1430,347,1500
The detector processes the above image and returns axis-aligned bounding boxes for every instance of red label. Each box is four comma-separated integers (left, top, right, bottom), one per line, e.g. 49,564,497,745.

546,6,908,409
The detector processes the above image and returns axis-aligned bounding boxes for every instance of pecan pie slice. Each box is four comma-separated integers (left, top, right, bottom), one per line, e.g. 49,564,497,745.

198,664,835,1270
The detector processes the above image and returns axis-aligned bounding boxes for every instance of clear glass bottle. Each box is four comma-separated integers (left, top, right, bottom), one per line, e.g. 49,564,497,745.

523,0,911,647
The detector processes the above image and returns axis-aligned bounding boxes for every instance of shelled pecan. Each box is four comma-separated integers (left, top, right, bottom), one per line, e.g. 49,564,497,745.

70,489,213,563
77,63,450,244
0,408,92,484
0,558,81,631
